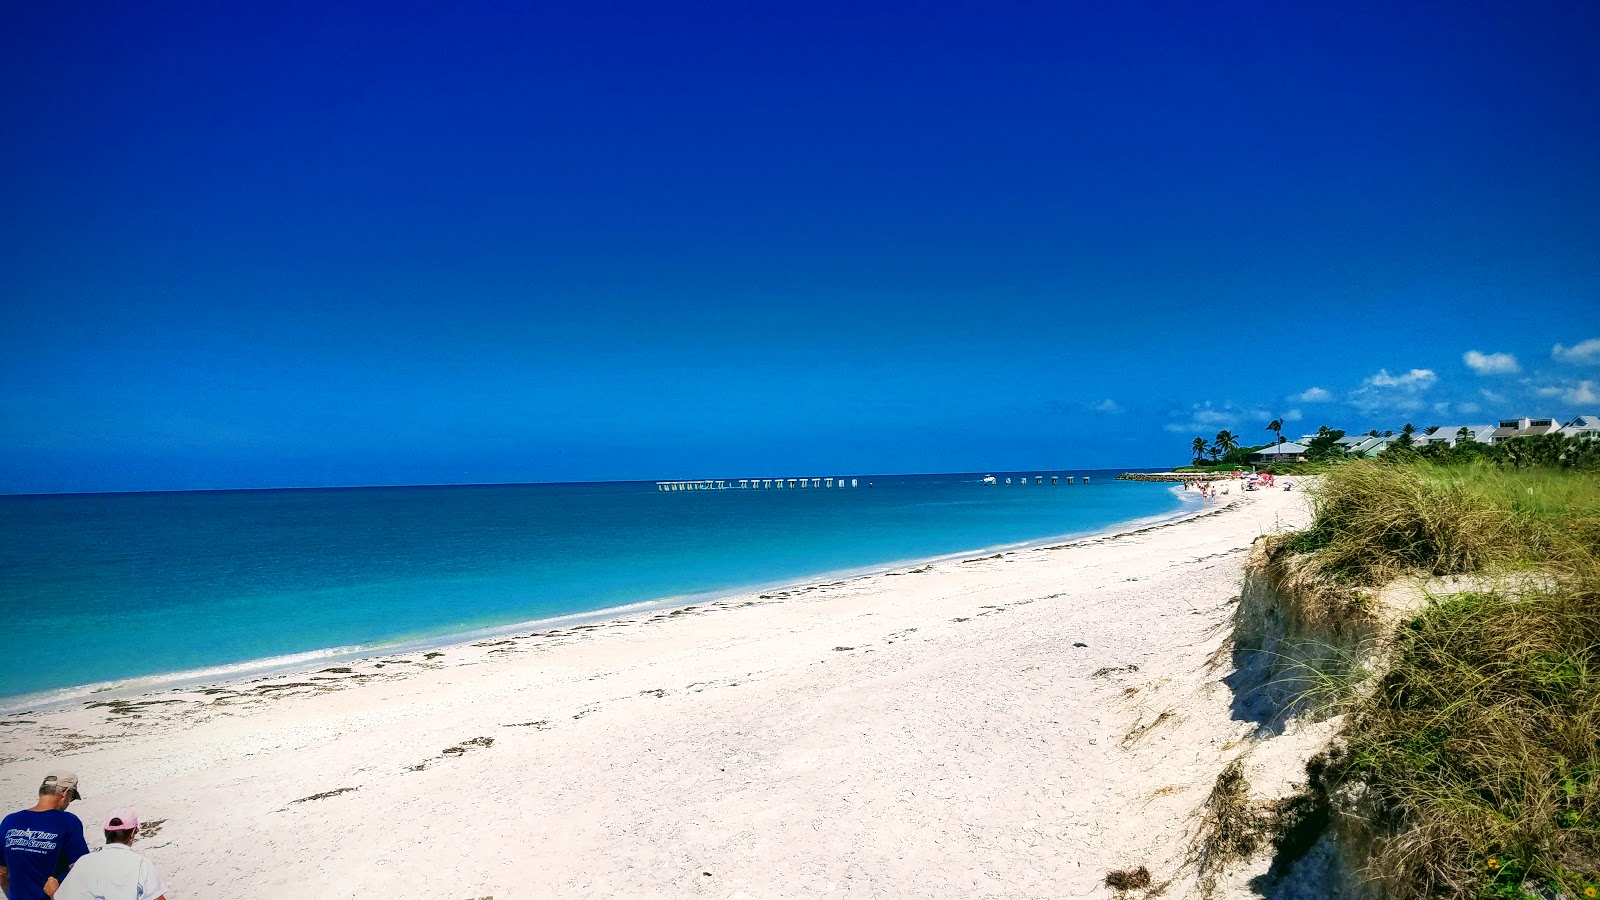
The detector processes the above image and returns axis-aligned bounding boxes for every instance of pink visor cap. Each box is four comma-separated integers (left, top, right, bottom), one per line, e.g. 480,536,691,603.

105,808,139,831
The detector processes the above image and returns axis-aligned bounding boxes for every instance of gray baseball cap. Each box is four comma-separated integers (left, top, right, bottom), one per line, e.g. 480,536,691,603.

40,770,82,801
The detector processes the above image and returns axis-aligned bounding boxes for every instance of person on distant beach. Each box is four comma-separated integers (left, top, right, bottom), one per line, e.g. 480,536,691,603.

1,770,89,900
54,809,167,900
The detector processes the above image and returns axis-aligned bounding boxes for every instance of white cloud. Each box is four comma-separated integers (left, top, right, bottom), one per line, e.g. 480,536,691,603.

1349,368,1437,413
1433,402,1451,415
1459,402,1481,414
1283,409,1303,422
1553,338,1600,365
1163,401,1240,434
1536,385,1564,397
1463,350,1519,375
1093,399,1122,414
1295,387,1332,402
1568,381,1598,404
1366,368,1438,389
1481,389,1507,404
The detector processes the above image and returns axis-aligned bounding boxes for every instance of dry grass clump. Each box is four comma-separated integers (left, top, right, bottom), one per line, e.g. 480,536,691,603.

1105,865,1152,890
1326,581,1600,899
1193,758,1334,893
1197,761,1268,865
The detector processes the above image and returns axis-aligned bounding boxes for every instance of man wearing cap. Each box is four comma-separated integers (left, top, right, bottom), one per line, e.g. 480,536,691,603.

0,770,90,899
54,809,167,900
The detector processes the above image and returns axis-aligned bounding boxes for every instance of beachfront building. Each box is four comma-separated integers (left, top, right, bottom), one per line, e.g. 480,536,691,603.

1345,435,1393,457
1559,415,1600,440
1423,424,1496,447
1253,441,1309,462
1491,416,1559,444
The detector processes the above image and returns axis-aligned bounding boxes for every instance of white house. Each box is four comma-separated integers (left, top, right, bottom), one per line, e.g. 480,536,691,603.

1424,424,1496,447
1346,435,1393,457
1491,416,1560,444
1561,415,1600,440
1253,441,1309,462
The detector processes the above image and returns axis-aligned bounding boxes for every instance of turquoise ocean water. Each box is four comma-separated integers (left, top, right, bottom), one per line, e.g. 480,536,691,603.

0,472,1190,708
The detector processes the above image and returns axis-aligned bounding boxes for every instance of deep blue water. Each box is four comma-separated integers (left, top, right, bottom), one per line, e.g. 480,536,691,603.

0,472,1188,705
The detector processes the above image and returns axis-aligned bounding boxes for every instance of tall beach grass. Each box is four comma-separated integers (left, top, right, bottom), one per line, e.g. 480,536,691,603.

1276,460,1600,898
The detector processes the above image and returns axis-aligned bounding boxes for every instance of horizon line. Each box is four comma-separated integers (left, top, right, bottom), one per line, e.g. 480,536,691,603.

0,461,1164,496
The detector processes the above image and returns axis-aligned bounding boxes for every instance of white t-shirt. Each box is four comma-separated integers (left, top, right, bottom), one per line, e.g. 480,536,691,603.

54,842,167,900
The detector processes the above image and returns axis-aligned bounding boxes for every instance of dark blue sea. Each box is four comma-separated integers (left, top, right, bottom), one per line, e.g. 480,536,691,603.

0,471,1190,708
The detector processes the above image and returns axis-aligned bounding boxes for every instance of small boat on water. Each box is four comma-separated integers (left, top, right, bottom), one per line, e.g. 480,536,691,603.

982,475,997,485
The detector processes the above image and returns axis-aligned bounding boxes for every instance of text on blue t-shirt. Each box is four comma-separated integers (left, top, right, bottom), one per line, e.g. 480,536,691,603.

2,808,90,900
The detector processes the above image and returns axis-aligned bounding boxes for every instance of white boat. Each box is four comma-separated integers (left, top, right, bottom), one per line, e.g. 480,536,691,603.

982,475,996,485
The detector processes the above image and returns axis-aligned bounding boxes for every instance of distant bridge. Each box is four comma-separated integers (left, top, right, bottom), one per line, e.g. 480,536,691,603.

656,477,859,491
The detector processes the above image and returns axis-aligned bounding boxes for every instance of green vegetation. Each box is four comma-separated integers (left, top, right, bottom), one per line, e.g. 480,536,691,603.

1285,461,1600,582
1334,585,1599,899
1274,460,1600,898
1181,424,1600,473
1182,429,1264,468
1400,432,1600,471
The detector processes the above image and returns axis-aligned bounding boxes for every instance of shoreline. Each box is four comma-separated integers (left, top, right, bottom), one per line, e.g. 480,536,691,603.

1,487,1205,716
0,484,1310,898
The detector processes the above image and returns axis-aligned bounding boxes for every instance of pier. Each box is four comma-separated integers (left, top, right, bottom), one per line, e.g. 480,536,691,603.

657,474,1089,492
1116,472,1232,482
657,476,860,491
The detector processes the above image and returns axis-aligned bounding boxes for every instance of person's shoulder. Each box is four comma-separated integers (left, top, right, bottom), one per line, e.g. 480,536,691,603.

31,808,82,827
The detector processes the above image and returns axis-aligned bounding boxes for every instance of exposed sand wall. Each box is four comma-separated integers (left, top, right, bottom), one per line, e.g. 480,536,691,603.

1220,539,1475,899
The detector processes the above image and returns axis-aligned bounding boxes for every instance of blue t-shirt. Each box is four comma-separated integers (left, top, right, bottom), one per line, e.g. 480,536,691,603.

1,808,89,900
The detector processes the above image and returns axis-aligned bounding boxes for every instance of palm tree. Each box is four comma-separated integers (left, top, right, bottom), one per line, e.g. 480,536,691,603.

1457,426,1473,444
1191,437,1208,464
1214,430,1239,460
1266,419,1284,445
1397,423,1416,448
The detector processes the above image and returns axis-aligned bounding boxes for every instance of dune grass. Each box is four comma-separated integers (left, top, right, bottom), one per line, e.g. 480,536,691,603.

1332,584,1600,898
1279,461,1600,898
1286,461,1600,583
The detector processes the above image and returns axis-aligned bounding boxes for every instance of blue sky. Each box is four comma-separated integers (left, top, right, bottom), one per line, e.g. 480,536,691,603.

2,1,1597,493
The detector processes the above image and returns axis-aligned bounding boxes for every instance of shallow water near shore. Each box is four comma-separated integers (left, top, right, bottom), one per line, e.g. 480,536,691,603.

0,471,1188,705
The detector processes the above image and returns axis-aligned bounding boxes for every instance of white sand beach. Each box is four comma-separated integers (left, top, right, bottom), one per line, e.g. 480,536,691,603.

0,487,1318,899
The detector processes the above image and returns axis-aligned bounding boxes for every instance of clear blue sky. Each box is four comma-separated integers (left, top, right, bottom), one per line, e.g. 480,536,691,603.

3,1,1597,493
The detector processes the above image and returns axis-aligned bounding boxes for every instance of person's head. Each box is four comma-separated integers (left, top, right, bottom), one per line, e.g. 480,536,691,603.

36,770,81,810
103,809,139,845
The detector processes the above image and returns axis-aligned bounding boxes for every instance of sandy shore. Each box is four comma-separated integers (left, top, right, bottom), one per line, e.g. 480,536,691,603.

0,486,1315,899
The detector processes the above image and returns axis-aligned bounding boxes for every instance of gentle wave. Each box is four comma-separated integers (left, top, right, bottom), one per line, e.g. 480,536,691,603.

1,474,1190,706
1,490,1208,715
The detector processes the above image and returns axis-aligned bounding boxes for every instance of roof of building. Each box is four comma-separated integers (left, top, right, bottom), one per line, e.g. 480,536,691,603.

1349,436,1393,455
1426,424,1496,443
1493,418,1561,441
1254,442,1309,456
